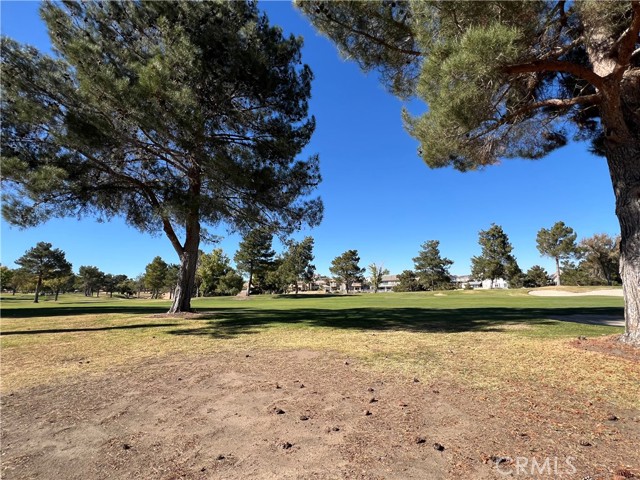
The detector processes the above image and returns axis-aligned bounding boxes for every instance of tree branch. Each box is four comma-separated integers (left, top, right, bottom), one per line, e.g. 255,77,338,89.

317,12,422,57
612,1,640,69
502,59,605,90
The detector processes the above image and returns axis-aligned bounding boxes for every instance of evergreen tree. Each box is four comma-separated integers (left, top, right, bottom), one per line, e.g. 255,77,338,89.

1,1,322,314
329,250,365,293
297,0,640,344
524,265,551,288
471,224,518,288
198,249,238,296
234,228,276,296
78,266,105,297
280,237,316,294
145,256,169,299
393,270,422,292
368,263,390,293
412,240,453,291
536,221,579,286
14,242,72,303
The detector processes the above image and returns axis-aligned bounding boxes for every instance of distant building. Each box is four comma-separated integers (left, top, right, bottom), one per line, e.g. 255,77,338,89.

378,274,399,292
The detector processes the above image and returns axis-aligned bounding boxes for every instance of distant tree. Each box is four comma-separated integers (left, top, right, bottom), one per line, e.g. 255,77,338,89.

145,257,169,299
413,240,453,291
102,274,118,298
505,258,524,288
44,275,74,301
393,270,422,292
197,249,244,296
536,221,579,286
0,266,15,294
78,266,105,297
1,1,322,314
218,271,245,296
15,242,72,303
471,224,518,288
329,250,365,293
368,263,390,293
117,277,137,298
164,264,180,299
297,0,640,345
234,228,275,296
279,237,316,294
579,233,621,286
12,268,38,294
560,260,597,286
134,274,146,299
524,265,551,288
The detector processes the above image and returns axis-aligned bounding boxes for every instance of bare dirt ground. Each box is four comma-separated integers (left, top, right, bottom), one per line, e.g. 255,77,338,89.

2,348,639,480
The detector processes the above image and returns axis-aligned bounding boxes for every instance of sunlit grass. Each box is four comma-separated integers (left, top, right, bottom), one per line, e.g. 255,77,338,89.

1,290,635,408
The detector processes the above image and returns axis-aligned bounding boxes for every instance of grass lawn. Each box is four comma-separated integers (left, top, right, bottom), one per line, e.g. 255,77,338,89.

1,289,634,407
2,288,639,479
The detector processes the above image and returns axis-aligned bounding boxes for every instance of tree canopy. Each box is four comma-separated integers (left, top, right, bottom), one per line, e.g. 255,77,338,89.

413,240,453,291
536,221,579,285
471,224,519,287
329,250,365,293
1,1,322,313
234,228,276,296
15,242,71,303
297,0,640,344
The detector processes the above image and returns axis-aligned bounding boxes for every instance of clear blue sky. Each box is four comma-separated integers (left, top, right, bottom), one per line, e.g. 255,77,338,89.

0,1,620,279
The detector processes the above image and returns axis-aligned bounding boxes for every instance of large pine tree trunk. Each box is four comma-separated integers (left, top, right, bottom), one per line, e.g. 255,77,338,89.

34,274,42,303
168,217,200,314
606,141,640,345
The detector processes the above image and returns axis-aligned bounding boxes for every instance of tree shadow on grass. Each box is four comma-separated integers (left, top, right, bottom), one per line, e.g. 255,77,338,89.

0,305,169,319
167,306,623,339
0,323,179,336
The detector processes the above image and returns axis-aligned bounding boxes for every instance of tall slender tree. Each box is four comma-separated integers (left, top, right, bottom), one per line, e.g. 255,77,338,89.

329,250,365,293
297,0,640,343
14,242,71,303
536,221,579,285
471,224,518,288
234,228,276,296
145,256,169,299
1,1,322,313
368,263,390,293
413,240,453,291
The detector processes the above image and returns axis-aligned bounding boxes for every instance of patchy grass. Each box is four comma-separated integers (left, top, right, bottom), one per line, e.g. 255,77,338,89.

1,290,636,409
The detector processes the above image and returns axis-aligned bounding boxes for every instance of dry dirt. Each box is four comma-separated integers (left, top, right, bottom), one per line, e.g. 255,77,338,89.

1,348,639,480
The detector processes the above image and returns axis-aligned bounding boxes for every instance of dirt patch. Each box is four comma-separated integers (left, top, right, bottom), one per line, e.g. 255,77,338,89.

571,335,640,363
2,349,639,479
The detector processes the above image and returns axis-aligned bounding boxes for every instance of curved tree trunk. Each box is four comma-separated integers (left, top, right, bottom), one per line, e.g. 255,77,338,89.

168,215,201,314
606,140,640,345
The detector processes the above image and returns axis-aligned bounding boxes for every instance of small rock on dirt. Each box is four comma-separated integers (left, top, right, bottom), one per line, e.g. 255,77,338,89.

216,455,226,461
415,437,426,444
364,410,372,416
280,442,293,450
413,377,420,383
433,443,445,451
579,439,592,447
489,455,510,465
299,384,305,388
367,387,375,392
274,408,285,415
369,398,378,403
607,414,619,421
299,415,309,421
123,443,132,450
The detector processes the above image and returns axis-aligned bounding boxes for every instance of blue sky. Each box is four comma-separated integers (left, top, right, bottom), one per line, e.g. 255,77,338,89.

0,1,620,279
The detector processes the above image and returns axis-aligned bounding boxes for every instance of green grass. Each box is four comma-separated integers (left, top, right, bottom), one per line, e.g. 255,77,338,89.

1,289,635,408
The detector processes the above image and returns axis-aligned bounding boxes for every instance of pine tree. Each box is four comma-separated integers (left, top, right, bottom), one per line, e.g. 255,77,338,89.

297,0,640,343
234,228,276,296
2,1,322,313
536,221,579,286
413,240,453,291
329,250,365,293
144,256,169,299
14,242,71,303
471,224,518,288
